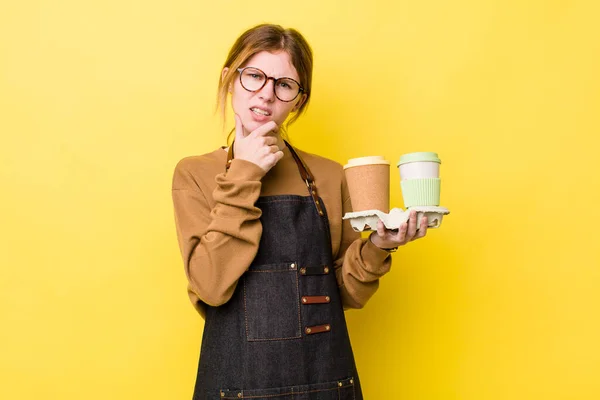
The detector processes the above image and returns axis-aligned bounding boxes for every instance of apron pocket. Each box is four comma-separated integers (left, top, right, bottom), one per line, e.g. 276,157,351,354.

243,262,301,341
220,377,356,399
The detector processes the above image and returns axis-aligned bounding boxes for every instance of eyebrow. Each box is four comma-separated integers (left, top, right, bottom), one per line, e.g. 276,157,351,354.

244,66,298,81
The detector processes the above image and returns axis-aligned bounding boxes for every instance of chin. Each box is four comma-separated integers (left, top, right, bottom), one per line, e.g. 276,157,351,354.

242,120,262,134
243,118,280,134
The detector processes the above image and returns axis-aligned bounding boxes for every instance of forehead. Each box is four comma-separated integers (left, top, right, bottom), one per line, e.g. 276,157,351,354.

243,51,299,80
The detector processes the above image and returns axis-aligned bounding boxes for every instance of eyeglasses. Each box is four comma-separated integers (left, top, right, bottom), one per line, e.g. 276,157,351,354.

237,67,305,102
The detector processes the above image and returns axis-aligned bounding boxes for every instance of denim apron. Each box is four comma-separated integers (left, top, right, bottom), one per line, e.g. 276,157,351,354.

192,142,362,400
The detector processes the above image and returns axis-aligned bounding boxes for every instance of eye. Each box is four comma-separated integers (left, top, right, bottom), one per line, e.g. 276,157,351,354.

278,81,292,89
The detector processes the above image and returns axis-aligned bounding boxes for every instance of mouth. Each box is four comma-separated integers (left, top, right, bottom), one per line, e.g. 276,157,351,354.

250,107,272,117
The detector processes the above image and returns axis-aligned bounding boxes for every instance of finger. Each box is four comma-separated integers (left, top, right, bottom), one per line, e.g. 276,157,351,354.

261,136,278,146
396,222,408,243
250,121,279,138
262,151,283,172
270,150,284,165
415,216,428,239
234,114,245,139
406,210,418,240
376,220,386,237
260,144,279,156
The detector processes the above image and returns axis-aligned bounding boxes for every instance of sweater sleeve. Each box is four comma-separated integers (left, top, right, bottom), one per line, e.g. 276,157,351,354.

171,157,265,313
333,176,392,309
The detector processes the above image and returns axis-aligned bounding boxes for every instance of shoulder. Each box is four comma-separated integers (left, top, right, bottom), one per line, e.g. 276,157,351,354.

293,147,345,185
172,148,227,190
294,147,343,173
175,148,225,173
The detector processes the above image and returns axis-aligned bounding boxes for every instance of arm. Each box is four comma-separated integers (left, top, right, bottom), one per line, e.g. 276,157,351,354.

172,157,265,309
333,179,392,309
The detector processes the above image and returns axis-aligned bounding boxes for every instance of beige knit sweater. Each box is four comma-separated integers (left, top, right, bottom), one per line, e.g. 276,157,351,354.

172,145,392,317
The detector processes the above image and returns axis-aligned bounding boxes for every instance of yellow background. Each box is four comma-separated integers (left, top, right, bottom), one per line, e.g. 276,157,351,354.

2,0,599,398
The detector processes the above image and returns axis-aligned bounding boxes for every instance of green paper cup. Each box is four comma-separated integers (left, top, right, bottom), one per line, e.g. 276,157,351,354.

400,178,441,207
397,152,442,207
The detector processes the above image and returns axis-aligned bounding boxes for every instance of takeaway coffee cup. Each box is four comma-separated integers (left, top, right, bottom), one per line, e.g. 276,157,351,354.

397,152,441,207
343,156,390,213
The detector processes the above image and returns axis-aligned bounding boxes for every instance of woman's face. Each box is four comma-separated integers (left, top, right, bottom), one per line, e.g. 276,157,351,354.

225,51,306,136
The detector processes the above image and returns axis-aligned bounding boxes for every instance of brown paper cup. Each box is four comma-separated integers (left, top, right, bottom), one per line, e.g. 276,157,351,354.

343,156,390,213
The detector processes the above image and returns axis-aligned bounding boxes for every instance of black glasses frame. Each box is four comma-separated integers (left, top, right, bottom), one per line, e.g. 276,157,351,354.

236,67,305,102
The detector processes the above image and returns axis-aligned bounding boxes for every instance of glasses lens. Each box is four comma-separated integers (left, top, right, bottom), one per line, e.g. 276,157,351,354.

240,68,266,91
275,78,300,102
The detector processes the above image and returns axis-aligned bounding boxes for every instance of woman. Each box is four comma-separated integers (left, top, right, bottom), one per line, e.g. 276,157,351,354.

172,23,428,400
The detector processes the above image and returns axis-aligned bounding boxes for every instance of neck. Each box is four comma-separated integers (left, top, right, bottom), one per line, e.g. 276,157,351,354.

224,134,288,153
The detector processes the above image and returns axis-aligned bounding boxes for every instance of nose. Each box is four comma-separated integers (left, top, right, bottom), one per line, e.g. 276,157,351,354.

257,77,276,102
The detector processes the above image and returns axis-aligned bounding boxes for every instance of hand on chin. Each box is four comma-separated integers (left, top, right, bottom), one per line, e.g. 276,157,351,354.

243,118,284,151
243,119,278,136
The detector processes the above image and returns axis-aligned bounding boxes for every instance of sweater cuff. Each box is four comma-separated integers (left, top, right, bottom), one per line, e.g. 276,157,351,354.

227,159,265,181
361,238,392,273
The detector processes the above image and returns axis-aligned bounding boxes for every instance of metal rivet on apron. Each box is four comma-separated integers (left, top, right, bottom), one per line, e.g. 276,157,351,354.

237,393,242,398
312,190,316,195
315,200,320,205
350,379,354,384
220,391,225,397
290,263,296,270
325,325,330,331
325,296,330,302
300,268,306,275
338,381,343,387
302,297,307,303
305,327,312,334
318,211,324,216
324,267,330,274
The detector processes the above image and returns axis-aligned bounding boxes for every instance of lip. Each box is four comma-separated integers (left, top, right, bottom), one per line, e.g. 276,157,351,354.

249,107,272,123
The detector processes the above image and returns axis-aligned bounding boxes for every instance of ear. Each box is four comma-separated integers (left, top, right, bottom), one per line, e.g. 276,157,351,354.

292,93,308,112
